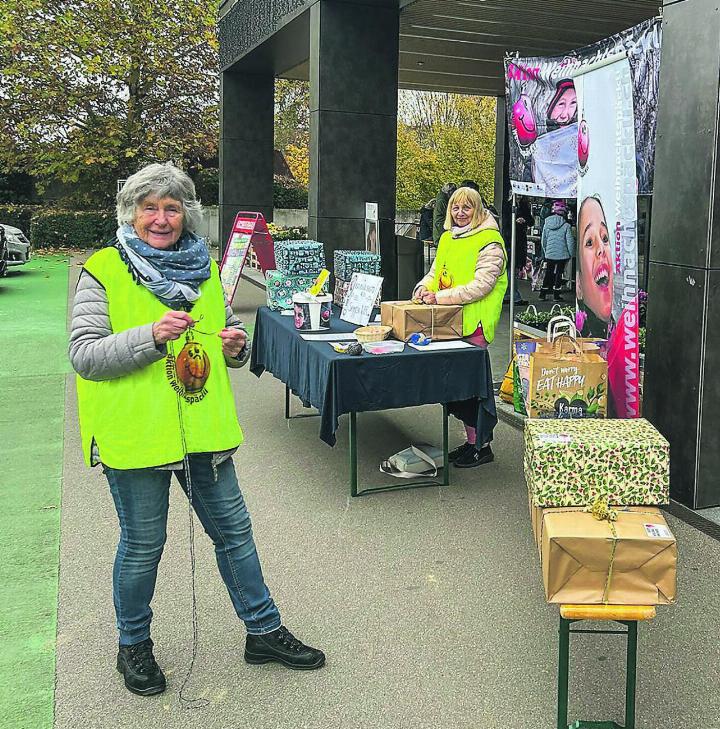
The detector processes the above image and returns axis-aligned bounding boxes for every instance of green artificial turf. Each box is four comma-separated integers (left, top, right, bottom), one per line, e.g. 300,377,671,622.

0,256,71,729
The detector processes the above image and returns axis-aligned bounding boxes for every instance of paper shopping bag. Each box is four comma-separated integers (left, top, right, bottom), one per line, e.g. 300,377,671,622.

527,335,608,418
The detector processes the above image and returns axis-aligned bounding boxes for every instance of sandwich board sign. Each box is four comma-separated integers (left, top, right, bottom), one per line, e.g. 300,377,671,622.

219,212,276,302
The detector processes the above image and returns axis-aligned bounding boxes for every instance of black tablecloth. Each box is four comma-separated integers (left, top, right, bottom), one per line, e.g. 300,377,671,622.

250,306,497,447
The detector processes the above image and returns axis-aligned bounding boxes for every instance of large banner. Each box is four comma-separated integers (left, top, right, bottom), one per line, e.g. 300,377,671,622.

504,17,661,198
575,57,640,418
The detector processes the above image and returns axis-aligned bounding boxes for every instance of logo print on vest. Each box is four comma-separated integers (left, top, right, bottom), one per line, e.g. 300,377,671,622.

166,332,210,403
439,264,454,290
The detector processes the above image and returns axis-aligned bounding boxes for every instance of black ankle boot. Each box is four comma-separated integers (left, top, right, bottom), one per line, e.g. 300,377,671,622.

245,626,325,670
116,638,166,696
448,441,473,463
454,444,494,468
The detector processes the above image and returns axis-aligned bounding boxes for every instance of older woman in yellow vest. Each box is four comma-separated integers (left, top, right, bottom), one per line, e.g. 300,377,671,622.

413,186,507,468
69,163,324,697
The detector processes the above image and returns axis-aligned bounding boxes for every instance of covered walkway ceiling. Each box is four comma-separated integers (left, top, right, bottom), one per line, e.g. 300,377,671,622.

397,0,660,94
271,0,659,95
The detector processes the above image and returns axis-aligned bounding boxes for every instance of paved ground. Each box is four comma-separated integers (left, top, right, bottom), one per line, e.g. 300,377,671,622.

7,257,720,729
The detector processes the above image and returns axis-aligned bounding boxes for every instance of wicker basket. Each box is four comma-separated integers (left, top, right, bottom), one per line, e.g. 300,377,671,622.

354,325,391,343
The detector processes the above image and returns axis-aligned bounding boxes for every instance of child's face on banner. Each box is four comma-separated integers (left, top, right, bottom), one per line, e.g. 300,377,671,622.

549,87,577,125
577,197,613,323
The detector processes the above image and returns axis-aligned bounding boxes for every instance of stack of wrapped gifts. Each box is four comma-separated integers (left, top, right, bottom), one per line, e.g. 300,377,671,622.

525,418,676,606
265,240,326,310
333,250,382,307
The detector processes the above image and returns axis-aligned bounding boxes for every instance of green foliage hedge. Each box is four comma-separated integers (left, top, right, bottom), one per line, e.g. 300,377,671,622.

0,204,39,234
30,209,117,249
0,173,37,204
273,175,307,209
192,169,308,210
194,168,219,206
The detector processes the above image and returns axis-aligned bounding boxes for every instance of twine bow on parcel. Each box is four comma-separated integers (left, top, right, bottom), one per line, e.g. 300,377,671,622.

585,495,618,604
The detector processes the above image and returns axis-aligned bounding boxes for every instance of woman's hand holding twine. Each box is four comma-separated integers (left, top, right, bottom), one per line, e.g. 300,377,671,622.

152,311,247,357
152,311,193,344
219,328,247,358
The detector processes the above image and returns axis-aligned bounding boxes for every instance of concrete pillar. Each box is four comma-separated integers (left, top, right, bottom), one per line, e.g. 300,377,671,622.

494,96,510,229
219,70,274,255
644,0,720,508
308,0,399,296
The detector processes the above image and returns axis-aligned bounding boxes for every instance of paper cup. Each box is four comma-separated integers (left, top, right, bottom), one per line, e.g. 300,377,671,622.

292,293,333,331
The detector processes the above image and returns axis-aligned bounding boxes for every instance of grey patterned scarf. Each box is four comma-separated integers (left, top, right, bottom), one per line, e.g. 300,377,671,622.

115,224,211,309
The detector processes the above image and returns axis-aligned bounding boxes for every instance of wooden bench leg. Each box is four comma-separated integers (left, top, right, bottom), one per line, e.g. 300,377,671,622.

623,621,638,729
557,617,571,729
557,615,641,729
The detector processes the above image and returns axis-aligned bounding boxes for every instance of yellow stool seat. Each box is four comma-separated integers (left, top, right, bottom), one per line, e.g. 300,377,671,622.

560,605,656,622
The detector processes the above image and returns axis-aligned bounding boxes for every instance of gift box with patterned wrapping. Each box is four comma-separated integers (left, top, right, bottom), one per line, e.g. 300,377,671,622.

265,270,326,311
333,250,381,280
334,277,381,307
524,418,669,507
274,240,325,275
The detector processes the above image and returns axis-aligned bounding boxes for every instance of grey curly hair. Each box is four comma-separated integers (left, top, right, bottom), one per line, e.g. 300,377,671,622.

116,162,203,234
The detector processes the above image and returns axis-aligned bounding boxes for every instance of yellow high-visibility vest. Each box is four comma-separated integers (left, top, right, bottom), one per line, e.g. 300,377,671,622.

77,247,243,469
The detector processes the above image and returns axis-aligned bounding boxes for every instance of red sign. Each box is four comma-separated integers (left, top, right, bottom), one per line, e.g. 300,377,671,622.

219,212,276,303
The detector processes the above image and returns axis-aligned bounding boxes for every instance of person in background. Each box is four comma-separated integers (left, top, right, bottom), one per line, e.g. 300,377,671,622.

481,196,500,224
503,195,532,306
418,198,435,242
537,199,553,236
69,162,325,698
413,187,507,468
539,199,575,302
432,182,457,247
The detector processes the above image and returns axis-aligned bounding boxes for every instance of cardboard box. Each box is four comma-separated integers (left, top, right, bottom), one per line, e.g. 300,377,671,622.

380,300,463,341
524,418,670,507
265,269,325,311
538,506,677,605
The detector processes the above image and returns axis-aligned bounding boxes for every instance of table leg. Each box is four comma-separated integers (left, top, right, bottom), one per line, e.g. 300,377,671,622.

285,385,320,420
350,411,358,498
442,403,449,487
349,406,450,497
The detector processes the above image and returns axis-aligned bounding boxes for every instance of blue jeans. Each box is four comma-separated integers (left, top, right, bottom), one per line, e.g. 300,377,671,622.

104,455,281,646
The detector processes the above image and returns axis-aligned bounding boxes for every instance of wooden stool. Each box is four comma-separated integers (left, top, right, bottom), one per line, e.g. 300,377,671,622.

557,604,656,729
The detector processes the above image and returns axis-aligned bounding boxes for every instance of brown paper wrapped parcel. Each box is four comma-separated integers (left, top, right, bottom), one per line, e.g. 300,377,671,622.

380,301,463,341
533,504,677,605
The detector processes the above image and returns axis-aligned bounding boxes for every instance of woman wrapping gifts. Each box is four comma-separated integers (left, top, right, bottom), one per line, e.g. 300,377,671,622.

69,163,324,698
413,186,508,468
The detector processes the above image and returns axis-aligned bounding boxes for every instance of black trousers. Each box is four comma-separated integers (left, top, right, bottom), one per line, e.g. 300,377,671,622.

541,258,568,293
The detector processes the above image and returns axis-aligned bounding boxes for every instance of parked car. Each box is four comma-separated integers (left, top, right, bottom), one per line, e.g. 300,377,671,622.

0,224,31,267
0,228,7,277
